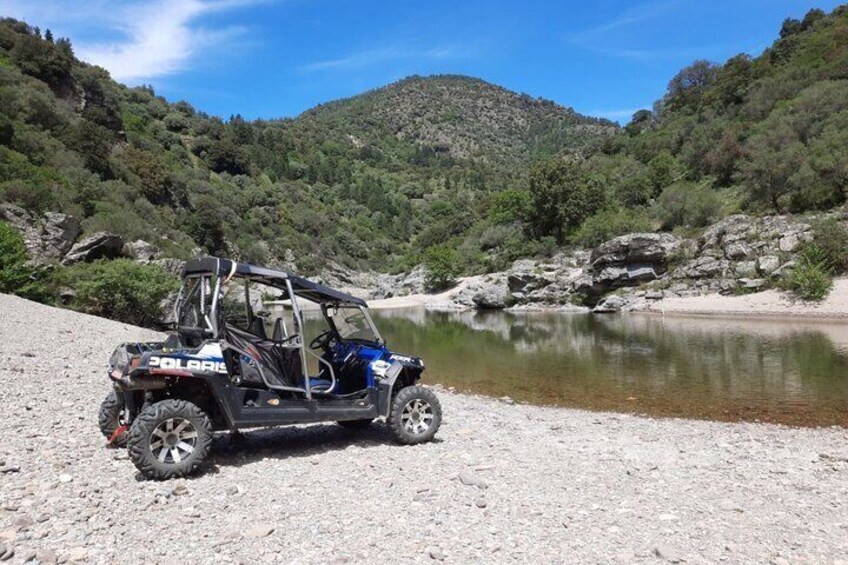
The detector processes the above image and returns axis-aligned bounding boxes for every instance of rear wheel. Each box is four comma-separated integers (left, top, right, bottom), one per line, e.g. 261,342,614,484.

98,391,128,447
337,418,373,430
388,386,442,445
127,399,212,480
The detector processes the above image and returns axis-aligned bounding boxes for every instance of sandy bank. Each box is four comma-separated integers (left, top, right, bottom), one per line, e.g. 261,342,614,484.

1,293,847,563
641,277,848,320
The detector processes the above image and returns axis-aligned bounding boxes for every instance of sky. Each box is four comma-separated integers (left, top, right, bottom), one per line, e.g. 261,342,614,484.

0,0,843,123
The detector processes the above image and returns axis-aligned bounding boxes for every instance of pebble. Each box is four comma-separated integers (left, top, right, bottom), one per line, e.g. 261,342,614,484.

245,525,275,538
67,548,88,562
458,470,488,489
172,482,189,496
58,474,72,483
426,546,445,561
36,549,57,564
0,543,12,562
475,497,488,508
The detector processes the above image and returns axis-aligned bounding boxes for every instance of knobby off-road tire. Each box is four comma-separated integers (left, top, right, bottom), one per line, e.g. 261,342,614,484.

98,390,128,447
337,418,374,430
388,386,442,445
127,399,213,480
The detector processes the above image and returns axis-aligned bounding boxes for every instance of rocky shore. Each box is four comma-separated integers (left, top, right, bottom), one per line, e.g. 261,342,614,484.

330,213,847,317
1,293,847,564
4,200,846,319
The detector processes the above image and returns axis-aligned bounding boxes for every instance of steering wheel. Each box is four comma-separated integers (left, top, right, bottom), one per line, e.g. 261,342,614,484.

309,329,336,350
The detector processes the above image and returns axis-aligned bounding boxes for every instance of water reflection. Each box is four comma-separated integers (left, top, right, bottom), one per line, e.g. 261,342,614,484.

367,309,848,427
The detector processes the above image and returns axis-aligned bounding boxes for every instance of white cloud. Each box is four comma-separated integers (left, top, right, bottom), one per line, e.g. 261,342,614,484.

300,45,460,73
0,0,265,83
573,0,684,38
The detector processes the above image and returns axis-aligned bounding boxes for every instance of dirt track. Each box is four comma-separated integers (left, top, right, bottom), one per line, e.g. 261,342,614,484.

1,293,847,564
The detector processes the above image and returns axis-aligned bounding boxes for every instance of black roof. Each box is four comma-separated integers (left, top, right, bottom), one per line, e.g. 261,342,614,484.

182,257,367,307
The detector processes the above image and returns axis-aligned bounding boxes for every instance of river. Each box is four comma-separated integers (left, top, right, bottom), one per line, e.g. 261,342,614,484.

365,308,848,427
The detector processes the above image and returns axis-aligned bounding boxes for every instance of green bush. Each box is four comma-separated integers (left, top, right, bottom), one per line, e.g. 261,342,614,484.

0,221,47,300
783,247,833,301
655,181,722,229
808,217,848,273
57,259,179,326
573,208,654,247
424,245,460,290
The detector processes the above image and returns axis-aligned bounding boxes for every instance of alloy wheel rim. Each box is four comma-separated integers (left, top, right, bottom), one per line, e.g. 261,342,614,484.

401,398,434,435
149,417,198,464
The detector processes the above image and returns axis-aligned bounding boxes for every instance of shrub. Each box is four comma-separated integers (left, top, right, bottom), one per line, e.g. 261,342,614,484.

655,180,722,229
0,221,47,300
573,208,654,247
57,259,179,326
808,217,848,273
424,245,460,290
783,246,833,301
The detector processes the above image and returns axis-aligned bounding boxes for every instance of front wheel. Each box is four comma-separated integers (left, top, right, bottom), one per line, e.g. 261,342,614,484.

388,386,442,445
127,399,213,480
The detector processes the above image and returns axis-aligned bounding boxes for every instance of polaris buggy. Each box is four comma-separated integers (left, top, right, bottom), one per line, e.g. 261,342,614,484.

99,257,442,479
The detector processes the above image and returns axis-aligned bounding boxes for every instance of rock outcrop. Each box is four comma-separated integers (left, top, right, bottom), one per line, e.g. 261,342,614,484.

62,232,124,265
0,204,80,263
122,240,162,262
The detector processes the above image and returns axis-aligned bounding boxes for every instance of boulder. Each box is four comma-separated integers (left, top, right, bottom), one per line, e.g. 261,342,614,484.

724,242,753,260
778,234,801,252
739,278,766,291
40,212,80,257
757,255,781,275
673,256,729,279
122,240,161,262
700,215,754,249
734,261,757,278
591,233,681,269
62,232,124,265
470,276,510,309
592,295,629,313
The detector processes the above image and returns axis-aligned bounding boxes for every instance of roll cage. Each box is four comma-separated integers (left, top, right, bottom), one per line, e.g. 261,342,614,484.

174,257,382,399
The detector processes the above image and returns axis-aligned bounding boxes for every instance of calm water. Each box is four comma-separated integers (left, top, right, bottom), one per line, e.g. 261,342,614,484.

359,309,848,427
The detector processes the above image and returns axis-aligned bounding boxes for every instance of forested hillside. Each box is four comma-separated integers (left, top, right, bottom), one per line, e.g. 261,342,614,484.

549,4,848,248
1,4,848,282
0,18,613,275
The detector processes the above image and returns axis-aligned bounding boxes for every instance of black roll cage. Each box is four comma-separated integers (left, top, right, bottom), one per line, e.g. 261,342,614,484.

174,257,383,399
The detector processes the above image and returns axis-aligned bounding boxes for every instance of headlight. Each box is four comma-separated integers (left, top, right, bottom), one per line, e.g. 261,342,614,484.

370,360,391,378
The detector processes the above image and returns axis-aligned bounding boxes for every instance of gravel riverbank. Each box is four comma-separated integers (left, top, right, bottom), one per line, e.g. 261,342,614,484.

1,293,847,564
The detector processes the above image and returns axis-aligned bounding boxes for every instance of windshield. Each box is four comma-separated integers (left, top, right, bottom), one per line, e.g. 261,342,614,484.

330,306,379,343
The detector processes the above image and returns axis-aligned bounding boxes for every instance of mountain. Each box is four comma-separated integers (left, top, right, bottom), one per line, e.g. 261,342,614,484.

292,75,615,169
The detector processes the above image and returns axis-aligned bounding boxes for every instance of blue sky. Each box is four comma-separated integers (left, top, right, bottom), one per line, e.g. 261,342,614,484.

0,0,843,122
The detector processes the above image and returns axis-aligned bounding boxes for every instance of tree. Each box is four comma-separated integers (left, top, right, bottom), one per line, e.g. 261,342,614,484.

489,189,531,225
205,139,251,175
528,157,605,242
424,245,460,290
738,124,813,212
663,60,720,111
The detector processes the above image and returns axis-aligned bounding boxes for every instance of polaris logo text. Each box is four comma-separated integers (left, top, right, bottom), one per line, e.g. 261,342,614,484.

149,356,228,374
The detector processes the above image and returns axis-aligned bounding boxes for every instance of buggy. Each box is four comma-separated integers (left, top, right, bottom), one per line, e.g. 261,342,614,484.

99,257,442,479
